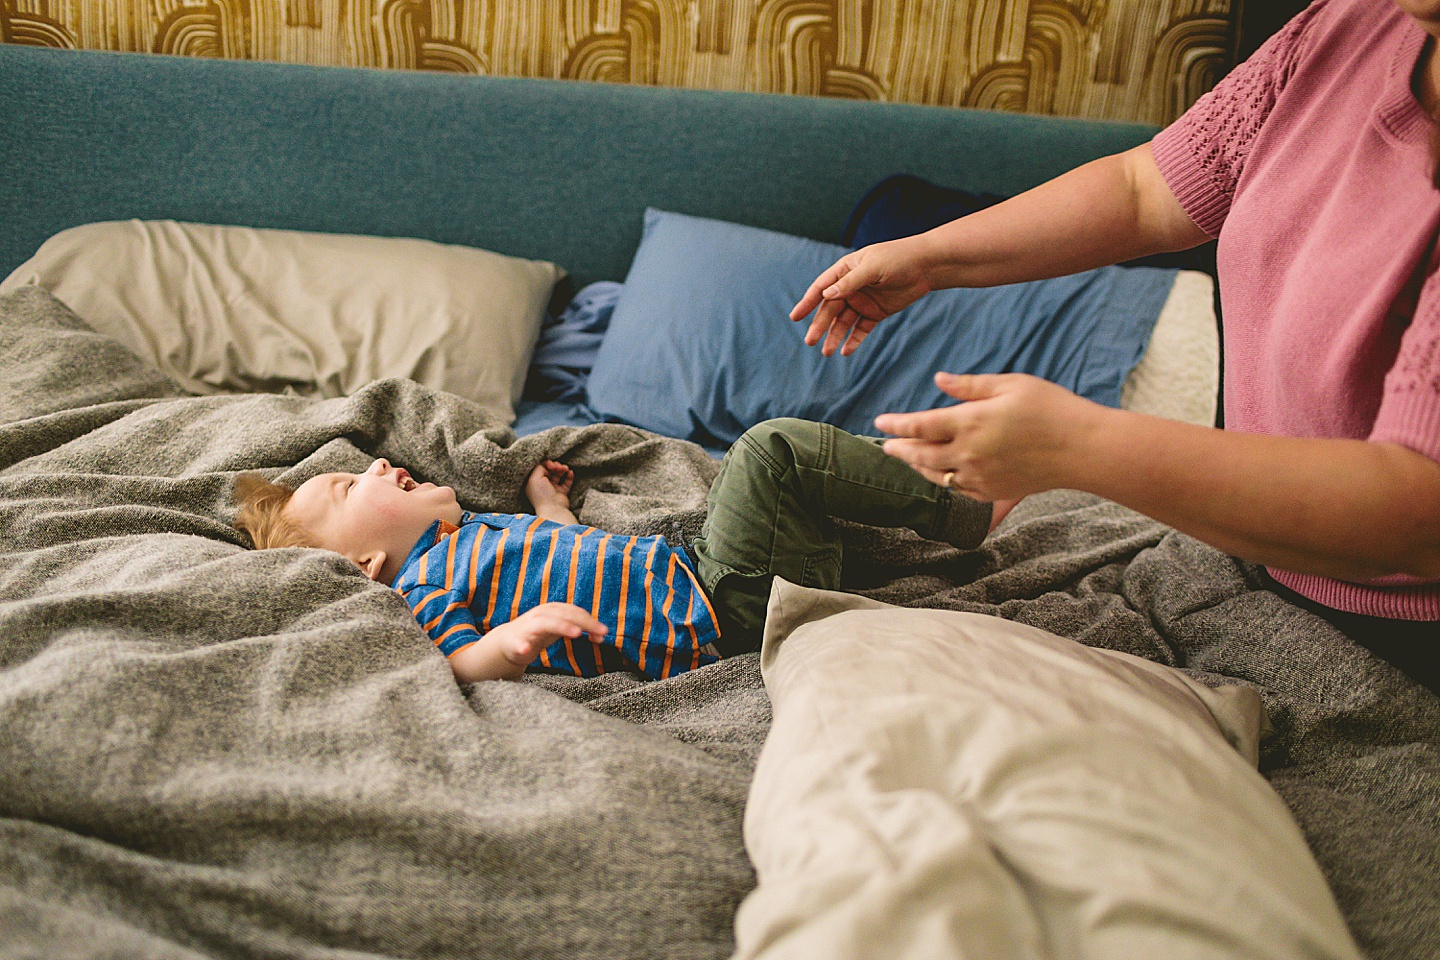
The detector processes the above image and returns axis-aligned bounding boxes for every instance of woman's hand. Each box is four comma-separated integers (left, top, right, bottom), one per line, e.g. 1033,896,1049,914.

525,460,578,524
789,236,934,356
875,372,1103,501
790,148,1212,360
881,373,1440,581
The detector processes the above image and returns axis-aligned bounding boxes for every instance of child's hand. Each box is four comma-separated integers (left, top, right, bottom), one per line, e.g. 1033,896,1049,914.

492,602,607,667
525,460,576,521
525,459,573,508
449,602,608,683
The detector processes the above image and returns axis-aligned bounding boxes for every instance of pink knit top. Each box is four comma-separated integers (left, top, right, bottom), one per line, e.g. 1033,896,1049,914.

1151,0,1440,620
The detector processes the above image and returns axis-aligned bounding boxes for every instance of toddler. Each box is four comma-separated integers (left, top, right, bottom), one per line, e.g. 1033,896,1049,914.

234,418,1001,683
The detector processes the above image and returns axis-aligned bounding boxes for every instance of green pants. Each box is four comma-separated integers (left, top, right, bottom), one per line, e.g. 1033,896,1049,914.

691,418,986,656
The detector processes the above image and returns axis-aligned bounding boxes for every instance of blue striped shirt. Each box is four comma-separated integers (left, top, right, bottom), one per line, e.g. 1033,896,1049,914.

393,512,721,679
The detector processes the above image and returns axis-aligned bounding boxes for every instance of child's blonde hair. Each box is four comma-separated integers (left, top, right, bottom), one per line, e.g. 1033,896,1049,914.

233,472,316,549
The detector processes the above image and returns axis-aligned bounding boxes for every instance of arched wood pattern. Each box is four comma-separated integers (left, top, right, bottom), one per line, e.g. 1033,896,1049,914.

0,0,1233,124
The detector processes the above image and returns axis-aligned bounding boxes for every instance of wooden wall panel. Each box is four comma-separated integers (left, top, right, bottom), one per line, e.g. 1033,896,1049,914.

1,0,1234,125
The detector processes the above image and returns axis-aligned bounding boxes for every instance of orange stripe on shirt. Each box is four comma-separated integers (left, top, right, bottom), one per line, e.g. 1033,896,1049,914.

682,558,725,633
444,526,459,588
480,527,511,631
538,528,584,674
538,524,560,605
564,528,590,604
634,539,658,674
413,587,448,615
590,534,613,674
424,599,471,633
530,527,559,669
685,584,703,671
561,640,585,675
509,516,547,622
615,537,636,667
682,561,721,655
434,622,480,649
660,552,678,679
466,524,489,604
562,528,593,673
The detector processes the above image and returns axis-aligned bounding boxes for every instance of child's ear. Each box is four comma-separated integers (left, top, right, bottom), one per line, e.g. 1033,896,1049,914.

356,551,388,582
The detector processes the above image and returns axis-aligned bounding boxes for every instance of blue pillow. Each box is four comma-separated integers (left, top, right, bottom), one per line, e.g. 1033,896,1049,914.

585,208,1177,448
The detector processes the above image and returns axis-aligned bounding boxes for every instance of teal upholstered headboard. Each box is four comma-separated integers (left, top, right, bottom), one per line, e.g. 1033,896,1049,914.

0,46,1158,290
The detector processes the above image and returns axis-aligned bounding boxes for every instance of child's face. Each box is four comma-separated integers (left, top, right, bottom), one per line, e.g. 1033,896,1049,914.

285,458,463,585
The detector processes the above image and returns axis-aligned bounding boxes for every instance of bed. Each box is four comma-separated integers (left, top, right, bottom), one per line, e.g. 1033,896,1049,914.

1,45,1436,960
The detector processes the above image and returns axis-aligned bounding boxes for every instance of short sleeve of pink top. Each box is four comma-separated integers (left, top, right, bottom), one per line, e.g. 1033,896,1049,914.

1151,0,1440,619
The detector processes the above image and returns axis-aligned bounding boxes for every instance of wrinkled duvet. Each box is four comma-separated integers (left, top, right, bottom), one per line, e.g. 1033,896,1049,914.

0,287,1435,960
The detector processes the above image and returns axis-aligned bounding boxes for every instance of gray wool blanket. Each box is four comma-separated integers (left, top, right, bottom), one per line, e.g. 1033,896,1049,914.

1,287,1436,960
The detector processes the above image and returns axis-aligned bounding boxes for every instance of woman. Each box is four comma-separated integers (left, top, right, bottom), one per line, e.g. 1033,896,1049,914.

791,0,1440,689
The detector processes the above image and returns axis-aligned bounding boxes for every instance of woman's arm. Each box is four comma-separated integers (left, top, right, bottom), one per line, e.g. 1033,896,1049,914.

918,143,1210,287
792,144,1211,356
1075,412,1440,581
877,373,1440,581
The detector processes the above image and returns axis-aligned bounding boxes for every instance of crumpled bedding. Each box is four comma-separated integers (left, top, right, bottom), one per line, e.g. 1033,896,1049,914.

1,286,1436,960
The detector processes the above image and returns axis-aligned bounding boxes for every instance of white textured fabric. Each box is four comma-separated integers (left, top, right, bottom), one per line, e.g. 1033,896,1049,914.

733,579,1362,960
1120,269,1219,426
0,220,563,423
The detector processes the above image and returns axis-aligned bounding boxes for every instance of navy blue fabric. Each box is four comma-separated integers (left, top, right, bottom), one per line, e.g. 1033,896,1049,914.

841,174,1007,248
585,209,1177,449
842,173,1216,274
511,400,604,437
525,281,623,403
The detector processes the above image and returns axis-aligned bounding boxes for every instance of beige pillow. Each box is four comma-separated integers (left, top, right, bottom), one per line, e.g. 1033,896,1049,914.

733,579,1362,960
1120,269,1219,427
0,220,564,423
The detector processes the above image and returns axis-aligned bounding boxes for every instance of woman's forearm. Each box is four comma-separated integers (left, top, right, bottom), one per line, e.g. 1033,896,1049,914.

914,145,1210,289
1066,408,1440,581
